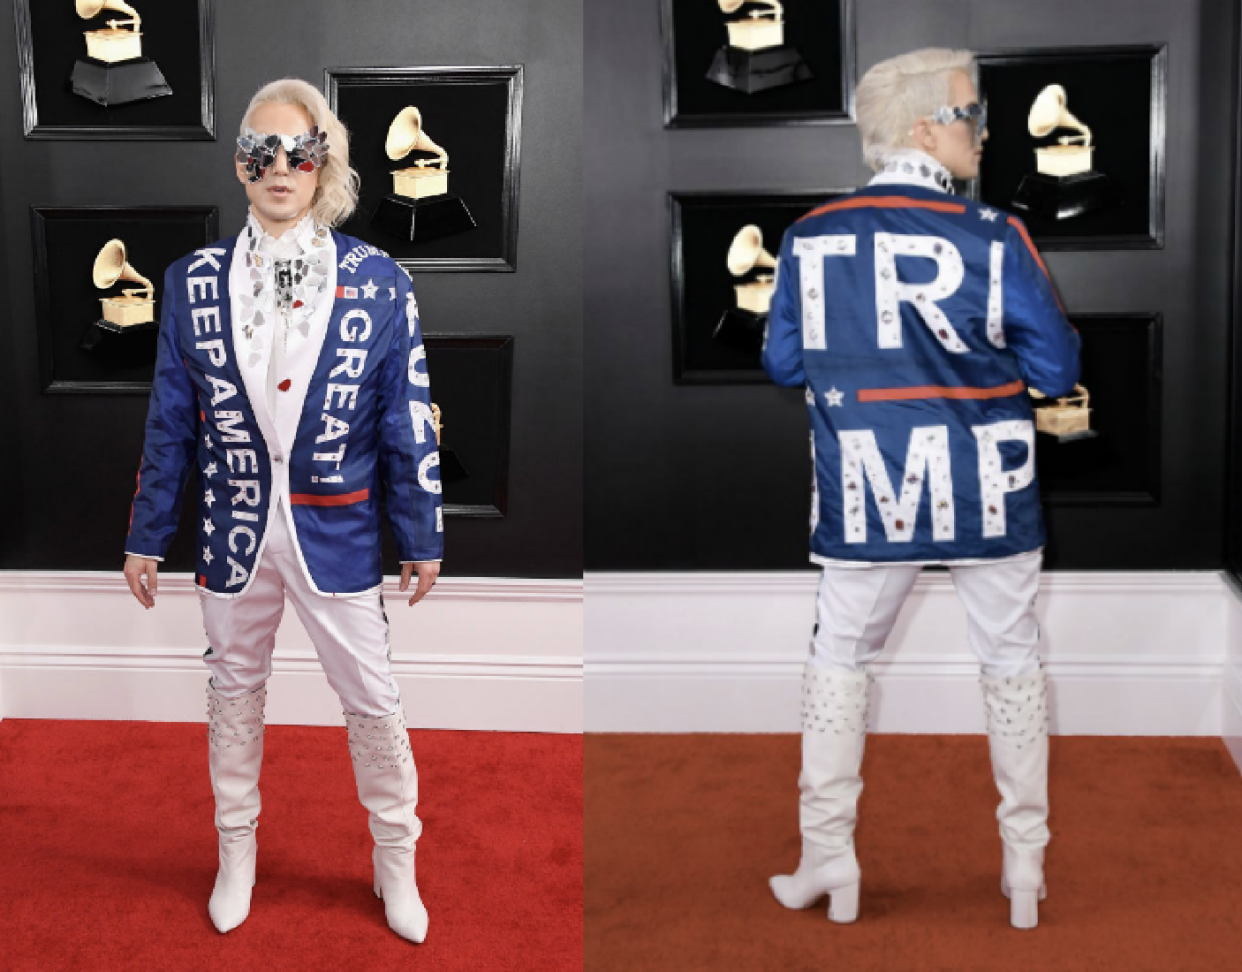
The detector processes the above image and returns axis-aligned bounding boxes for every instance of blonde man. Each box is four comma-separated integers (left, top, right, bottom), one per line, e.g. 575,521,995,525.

763,49,1079,929
122,78,443,944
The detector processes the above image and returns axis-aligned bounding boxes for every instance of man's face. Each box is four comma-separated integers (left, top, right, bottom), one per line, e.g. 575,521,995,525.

918,69,988,181
235,103,322,226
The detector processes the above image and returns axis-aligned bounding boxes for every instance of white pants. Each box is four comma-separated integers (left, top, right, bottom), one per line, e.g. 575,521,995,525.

810,550,1044,677
197,500,401,717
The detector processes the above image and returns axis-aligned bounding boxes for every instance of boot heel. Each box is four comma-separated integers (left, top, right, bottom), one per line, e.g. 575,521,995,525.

1009,889,1038,929
828,881,859,923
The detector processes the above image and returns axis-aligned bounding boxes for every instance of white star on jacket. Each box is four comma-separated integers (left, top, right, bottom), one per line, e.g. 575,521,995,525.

980,207,1000,222
361,277,378,300
825,387,845,407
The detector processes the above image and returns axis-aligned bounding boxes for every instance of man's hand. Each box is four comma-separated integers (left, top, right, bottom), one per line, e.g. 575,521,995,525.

399,561,440,606
124,554,159,610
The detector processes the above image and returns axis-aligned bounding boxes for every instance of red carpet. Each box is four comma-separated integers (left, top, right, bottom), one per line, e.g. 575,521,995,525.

586,734,1242,972
0,719,581,971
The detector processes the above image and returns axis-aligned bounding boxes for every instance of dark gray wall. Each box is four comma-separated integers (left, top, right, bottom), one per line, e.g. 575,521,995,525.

586,0,1237,570
0,0,582,578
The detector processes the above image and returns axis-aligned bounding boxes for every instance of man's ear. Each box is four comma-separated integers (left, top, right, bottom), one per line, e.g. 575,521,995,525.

910,118,936,153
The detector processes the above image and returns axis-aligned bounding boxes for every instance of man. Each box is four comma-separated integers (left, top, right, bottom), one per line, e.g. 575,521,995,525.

122,77,443,944
761,49,1080,930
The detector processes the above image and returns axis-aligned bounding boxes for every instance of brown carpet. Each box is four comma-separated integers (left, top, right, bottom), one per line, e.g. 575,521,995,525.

586,734,1242,972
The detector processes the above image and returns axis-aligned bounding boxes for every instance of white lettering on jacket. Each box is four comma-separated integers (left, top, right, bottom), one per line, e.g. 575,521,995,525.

192,306,222,336
207,375,236,407
187,276,218,304
408,401,436,444
226,449,257,474
324,383,359,410
873,233,968,353
214,412,251,443
339,308,372,342
329,348,368,379
974,420,1035,538
316,414,350,442
228,480,261,508
839,426,955,544
793,235,856,351
228,525,257,555
418,453,441,494
408,345,429,386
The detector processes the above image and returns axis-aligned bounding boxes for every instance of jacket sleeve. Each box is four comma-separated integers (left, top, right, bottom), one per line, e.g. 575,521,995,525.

760,226,807,388
377,265,445,563
1002,216,1081,398
125,264,198,561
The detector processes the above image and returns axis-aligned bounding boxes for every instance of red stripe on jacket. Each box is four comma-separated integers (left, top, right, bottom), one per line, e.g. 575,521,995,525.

289,488,370,507
857,380,1027,403
797,195,968,222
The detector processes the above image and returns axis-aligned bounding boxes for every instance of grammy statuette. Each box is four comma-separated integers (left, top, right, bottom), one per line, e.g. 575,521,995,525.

1011,84,1117,221
69,0,172,107
705,0,813,95
712,223,776,356
369,106,478,244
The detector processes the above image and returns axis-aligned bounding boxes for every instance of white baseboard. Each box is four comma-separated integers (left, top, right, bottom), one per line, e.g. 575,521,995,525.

586,571,1228,736
1221,575,1242,775
0,572,582,733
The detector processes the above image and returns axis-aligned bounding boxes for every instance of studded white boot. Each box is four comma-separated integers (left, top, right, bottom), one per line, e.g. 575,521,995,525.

205,678,267,933
980,666,1051,930
344,697,427,944
769,663,874,923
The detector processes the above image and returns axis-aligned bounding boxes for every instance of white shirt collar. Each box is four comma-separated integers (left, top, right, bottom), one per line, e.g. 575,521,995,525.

867,149,956,194
243,206,323,260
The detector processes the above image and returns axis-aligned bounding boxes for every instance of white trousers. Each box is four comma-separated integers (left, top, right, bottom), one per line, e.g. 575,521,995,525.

810,550,1044,677
198,499,401,717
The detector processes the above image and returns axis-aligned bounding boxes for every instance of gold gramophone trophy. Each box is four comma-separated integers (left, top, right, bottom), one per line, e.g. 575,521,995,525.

430,403,471,484
711,224,777,356
69,0,172,107
1012,84,1117,220
705,0,812,94
93,239,156,328
369,106,477,244
1029,384,1098,443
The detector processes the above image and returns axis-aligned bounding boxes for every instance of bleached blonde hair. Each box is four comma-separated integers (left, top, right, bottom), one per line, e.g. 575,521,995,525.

239,77,361,227
855,48,976,171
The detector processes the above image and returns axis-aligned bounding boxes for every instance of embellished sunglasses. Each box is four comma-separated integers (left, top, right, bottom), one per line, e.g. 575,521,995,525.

929,101,988,140
235,125,330,183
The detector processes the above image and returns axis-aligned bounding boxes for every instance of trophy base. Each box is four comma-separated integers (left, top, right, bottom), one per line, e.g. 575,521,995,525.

69,57,173,107
1042,428,1100,444
712,307,767,357
1012,170,1117,221
705,45,814,94
80,317,158,352
439,446,470,484
370,193,477,243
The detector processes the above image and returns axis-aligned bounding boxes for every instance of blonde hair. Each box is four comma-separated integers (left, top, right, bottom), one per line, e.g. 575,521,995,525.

239,77,361,228
855,48,976,171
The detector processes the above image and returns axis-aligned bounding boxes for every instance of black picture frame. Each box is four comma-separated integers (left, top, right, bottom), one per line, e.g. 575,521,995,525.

14,0,215,140
971,45,1167,250
660,0,855,129
669,189,849,384
31,205,219,395
324,66,523,274
422,334,514,517
1036,312,1163,506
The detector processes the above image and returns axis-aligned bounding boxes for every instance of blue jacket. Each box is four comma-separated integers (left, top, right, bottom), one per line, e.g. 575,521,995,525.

761,182,1080,565
125,229,443,596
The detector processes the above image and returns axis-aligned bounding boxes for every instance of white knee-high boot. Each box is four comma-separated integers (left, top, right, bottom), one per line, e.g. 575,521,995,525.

979,666,1051,930
205,678,267,933
344,697,427,944
769,662,874,923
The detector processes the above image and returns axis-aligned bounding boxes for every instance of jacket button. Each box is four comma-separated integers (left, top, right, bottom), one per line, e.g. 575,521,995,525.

274,455,284,464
